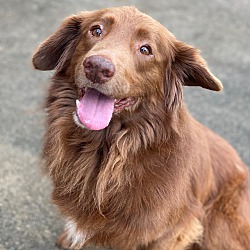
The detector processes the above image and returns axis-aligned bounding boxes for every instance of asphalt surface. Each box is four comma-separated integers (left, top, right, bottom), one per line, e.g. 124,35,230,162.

0,0,249,249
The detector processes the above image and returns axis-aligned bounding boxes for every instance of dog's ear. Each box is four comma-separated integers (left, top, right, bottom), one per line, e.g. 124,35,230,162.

173,41,223,91
165,41,223,110
32,14,85,71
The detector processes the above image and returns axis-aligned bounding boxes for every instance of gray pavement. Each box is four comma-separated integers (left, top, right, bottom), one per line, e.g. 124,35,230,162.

0,0,249,249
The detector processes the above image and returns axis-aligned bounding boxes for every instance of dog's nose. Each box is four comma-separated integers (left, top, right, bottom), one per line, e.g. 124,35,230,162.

83,55,115,84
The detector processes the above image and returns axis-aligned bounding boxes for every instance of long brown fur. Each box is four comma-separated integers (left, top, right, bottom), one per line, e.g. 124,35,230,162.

33,6,250,250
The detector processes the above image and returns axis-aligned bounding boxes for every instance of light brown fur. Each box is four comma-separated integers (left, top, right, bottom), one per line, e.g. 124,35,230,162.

32,6,250,250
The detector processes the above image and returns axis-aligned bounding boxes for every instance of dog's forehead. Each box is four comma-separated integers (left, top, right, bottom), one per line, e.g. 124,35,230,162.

101,6,155,23
90,6,165,36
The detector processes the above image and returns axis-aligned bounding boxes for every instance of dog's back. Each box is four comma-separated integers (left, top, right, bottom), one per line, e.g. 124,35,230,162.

204,124,250,249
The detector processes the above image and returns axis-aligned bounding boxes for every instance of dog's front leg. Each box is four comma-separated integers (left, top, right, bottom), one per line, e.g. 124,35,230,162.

56,219,90,250
56,230,74,250
143,217,203,250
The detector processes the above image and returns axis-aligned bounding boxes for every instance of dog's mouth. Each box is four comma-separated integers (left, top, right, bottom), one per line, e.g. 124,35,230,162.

75,87,136,130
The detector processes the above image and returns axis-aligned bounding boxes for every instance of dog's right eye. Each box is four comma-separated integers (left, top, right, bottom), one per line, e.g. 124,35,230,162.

90,26,102,37
140,45,152,56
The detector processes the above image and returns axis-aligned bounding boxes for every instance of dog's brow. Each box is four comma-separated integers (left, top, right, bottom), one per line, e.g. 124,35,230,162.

101,15,115,26
136,28,152,40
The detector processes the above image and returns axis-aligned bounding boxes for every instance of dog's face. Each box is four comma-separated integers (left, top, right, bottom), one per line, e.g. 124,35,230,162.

33,6,223,130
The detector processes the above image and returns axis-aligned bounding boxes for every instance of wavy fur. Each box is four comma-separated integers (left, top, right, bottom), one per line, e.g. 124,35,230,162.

33,6,250,250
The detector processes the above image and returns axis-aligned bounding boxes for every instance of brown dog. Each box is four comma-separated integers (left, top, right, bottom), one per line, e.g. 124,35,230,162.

32,6,250,250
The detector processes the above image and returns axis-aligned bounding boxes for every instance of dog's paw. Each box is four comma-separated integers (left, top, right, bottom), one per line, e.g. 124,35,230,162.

56,231,85,250
56,219,88,250
56,231,75,249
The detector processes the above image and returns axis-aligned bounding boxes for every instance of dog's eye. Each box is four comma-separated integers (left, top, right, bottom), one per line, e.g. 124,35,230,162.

90,26,102,37
140,45,152,56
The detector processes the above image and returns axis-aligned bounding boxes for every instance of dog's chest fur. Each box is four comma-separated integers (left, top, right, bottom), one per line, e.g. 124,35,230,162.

43,80,202,248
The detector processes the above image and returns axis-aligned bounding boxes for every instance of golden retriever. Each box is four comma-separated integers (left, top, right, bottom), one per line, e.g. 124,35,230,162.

32,6,250,250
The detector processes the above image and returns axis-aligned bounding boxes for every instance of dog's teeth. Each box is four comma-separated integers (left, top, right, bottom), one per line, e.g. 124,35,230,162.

76,100,80,108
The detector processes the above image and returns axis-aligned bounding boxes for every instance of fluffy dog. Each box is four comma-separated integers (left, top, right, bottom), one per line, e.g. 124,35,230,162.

32,6,250,250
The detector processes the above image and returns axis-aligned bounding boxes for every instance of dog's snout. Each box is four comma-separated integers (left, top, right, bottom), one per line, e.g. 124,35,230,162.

83,56,115,84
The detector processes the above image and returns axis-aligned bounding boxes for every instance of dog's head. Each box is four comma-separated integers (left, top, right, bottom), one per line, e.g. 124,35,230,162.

33,6,222,131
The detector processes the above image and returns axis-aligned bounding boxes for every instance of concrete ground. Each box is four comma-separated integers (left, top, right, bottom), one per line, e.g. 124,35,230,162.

0,0,249,249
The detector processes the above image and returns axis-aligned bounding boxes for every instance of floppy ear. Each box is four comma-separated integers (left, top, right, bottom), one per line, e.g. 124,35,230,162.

165,41,223,110
173,41,223,90
32,14,84,71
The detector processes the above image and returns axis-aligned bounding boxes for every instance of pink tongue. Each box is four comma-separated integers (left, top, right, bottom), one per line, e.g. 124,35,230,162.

76,88,114,130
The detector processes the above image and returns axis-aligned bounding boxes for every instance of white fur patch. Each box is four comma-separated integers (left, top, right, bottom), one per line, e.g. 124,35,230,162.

73,112,86,130
65,219,87,248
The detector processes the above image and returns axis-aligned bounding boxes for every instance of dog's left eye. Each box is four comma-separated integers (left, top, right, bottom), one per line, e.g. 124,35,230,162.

90,26,102,37
140,45,152,56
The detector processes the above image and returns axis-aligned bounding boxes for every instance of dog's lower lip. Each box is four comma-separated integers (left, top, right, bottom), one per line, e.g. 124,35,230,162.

114,97,136,113
78,87,86,99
